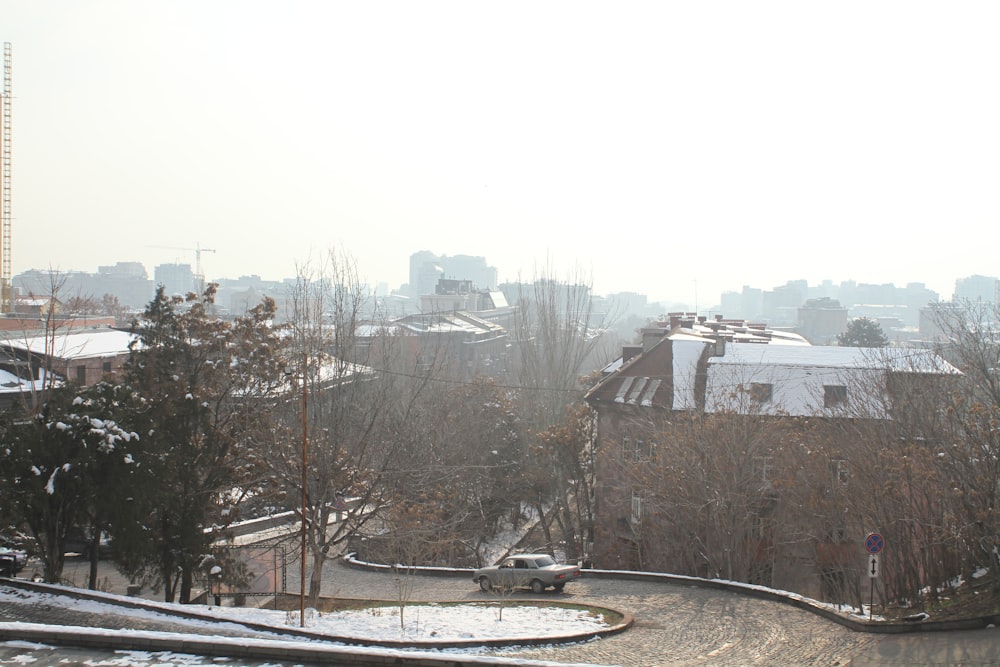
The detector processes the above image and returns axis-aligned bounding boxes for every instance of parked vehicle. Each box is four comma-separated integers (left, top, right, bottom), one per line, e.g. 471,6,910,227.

473,553,581,594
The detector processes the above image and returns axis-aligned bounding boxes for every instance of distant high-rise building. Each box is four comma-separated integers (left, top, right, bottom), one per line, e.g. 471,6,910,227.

761,281,807,325
408,250,439,298
440,254,498,289
13,264,153,309
797,297,848,345
154,263,196,297
94,262,152,308
407,251,498,299
954,274,998,304
720,286,764,322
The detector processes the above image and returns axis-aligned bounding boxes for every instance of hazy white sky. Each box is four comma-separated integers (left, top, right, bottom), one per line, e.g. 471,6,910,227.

3,1,998,306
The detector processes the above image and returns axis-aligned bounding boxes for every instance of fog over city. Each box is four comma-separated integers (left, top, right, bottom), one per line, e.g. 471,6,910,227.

3,1,998,305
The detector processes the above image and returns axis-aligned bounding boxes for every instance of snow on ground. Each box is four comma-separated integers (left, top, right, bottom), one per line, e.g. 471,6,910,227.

0,584,611,642
476,503,543,565
0,584,617,667
200,601,612,642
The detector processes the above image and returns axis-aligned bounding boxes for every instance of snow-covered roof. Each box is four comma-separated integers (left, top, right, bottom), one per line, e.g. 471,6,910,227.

276,355,374,396
668,319,810,346
3,329,137,360
587,327,960,417
14,297,52,307
708,344,961,374
488,291,509,308
395,311,504,335
0,368,58,394
355,323,396,338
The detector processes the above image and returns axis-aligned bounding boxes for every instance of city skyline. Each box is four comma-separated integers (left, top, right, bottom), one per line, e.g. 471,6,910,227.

15,252,992,310
4,2,999,306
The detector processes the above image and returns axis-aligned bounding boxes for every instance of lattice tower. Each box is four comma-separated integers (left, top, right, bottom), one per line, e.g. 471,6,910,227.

1,43,11,314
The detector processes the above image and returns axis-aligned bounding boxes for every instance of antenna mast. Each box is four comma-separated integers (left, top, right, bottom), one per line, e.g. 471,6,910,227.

1,43,11,314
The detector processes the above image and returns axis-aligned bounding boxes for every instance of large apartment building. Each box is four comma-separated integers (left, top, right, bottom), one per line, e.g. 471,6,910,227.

585,313,958,598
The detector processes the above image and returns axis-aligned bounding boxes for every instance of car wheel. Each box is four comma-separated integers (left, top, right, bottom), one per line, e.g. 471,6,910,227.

530,579,545,594
479,577,492,592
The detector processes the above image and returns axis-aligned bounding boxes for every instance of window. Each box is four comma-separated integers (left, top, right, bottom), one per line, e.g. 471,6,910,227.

630,493,643,526
75,366,86,384
830,459,850,485
750,382,773,403
754,455,773,483
621,435,651,462
102,360,112,373
824,385,848,408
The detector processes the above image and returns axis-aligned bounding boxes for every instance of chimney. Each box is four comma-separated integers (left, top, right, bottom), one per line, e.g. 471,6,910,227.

713,337,726,357
622,345,642,363
642,327,667,352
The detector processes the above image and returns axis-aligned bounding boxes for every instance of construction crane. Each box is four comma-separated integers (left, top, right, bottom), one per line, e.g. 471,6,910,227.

1,43,12,314
147,243,217,293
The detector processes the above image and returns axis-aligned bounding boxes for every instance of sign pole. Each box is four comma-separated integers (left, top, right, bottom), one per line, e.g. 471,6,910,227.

869,571,874,620
864,533,885,621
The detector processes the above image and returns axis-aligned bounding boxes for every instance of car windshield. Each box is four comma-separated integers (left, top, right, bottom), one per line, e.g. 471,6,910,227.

534,555,556,567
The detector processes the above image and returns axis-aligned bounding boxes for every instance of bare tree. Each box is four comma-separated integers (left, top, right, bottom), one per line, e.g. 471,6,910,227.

603,368,844,594
790,346,964,610
510,266,612,428
508,265,616,562
6,271,68,413
381,491,471,632
931,300,1000,603
276,247,434,609
521,404,596,564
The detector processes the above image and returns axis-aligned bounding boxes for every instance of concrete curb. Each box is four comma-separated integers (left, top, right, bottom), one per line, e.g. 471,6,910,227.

343,555,1000,634
0,623,603,667
1,576,630,659
577,569,1000,634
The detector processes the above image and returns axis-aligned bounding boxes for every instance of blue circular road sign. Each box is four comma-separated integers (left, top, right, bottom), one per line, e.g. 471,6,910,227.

865,533,885,554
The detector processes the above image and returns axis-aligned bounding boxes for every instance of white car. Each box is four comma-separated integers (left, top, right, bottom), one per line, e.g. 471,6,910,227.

473,553,582,594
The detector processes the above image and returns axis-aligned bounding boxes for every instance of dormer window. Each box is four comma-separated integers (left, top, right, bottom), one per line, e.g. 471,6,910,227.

824,385,848,408
750,382,773,403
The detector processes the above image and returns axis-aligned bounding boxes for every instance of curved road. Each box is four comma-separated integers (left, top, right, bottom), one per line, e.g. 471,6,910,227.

4,558,999,666
317,560,999,666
